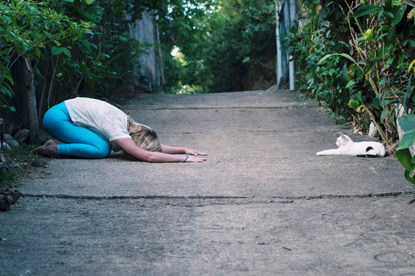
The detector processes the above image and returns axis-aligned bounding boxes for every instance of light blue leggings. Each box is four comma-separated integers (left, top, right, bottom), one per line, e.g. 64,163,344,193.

43,102,111,158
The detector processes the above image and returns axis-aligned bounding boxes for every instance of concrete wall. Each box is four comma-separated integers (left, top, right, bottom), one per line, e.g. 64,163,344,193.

276,0,298,89
127,12,160,91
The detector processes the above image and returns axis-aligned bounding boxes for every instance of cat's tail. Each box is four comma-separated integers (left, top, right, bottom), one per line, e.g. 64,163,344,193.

378,145,386,157
366,144,386,157
316,150,336,156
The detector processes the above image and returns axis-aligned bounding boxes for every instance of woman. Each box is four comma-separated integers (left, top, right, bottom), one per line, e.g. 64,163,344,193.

33,97,207,163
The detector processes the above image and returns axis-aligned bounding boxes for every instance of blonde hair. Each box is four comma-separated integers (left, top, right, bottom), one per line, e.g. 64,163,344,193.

127,117,162,152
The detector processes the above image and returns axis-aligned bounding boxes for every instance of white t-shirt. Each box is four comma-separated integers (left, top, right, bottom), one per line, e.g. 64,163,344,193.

64,97,131,151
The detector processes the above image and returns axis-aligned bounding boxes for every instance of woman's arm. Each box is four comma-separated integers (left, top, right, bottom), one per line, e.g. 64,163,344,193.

161,144,207,156
115,138,207,163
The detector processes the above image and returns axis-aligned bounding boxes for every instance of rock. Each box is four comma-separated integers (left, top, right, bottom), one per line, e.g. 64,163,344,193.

6,190,22,205
368,122,378,139
8,124,21,136
3,134,13,141
0,190,23,211
14,129,29,144
0,194,11,211
4,138,19,149
31,158,49,168
1,142,11,151
4,134,20,149
7,163,21,169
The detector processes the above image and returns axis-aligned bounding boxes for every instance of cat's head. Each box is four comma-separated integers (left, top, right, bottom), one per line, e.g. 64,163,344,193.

336,134,352,147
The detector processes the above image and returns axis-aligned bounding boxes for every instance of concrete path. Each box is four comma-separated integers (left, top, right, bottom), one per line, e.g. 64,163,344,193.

2,87,415,275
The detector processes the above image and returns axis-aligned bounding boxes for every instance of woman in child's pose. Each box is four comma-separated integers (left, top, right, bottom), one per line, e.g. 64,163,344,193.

33,97,207,163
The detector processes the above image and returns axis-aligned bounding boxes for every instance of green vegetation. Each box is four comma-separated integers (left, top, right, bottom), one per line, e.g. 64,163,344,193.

1,0,276,111
0,0,163,115
396,114,415,184
159,0,277,93
290,0,415,184
290,0,415,146
0,144,37,190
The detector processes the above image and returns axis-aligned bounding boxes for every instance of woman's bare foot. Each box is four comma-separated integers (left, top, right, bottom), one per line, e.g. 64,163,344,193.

32,139,58,157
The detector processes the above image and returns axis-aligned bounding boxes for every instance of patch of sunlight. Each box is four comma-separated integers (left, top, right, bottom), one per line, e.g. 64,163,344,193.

174,83,205,94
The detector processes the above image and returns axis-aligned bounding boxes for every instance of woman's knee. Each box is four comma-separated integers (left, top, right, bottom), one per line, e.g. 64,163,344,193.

42,102,69,135
42,107,58,132
93,143,111,158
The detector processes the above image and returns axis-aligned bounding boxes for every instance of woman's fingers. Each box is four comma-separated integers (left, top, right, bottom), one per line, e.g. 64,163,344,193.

186,149,207,156
186,155,207,162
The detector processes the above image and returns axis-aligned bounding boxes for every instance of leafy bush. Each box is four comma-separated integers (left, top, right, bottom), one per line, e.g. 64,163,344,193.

0,0,159,123
396,114,415,184
288,18,351,121
338,1,415,144
292,0,415,146
0,0,98,114
159,0,276,93
292,0,415,184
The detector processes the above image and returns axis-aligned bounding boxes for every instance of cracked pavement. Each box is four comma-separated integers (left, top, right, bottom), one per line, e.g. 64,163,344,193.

1,87,415,275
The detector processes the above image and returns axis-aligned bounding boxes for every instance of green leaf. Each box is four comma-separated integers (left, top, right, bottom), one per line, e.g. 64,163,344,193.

319,53,357,66
346,80,356,89
352,5,382,18
376,33,388,42
380,108,388,123
51,46,62,56
372,96,381,109
396,148,413,171
35,47,41,58
1,86,13,97
342,64,348,82
61,47,71,58
397,115,415,150
386,56,395,68
392,0,403,7
0,70,14,85
81,39,91,49
398,114,415,132
242,57,250,63
403,40,415,47
384,11,395,19
348,92,363,109
392,5,407,26
348,99,359,109
404,168,415,184
51,47,71,57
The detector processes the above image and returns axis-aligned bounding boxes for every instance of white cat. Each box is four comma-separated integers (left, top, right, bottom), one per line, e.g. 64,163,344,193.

316,133,385,157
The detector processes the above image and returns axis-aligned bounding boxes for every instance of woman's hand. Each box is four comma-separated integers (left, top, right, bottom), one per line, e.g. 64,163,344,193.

161,144,207,157
115,139,207,163
185,148,207,156
185,154,207,162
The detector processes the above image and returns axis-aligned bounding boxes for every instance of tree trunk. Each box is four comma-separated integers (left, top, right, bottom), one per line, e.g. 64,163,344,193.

22,56,40,144
155,22,166,91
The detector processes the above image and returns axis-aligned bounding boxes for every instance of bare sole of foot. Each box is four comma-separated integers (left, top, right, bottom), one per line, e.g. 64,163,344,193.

32,139,58,157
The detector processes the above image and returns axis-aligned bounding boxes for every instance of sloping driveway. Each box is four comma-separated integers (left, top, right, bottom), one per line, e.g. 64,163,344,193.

1,87,415,275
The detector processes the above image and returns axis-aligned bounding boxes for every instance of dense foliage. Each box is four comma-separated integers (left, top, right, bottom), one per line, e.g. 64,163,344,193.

290,0,415,143
290,0,415,183
1,0,277,116
0,0,93,111
0,0,163,118
159,0,277,93
287,1,352,121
